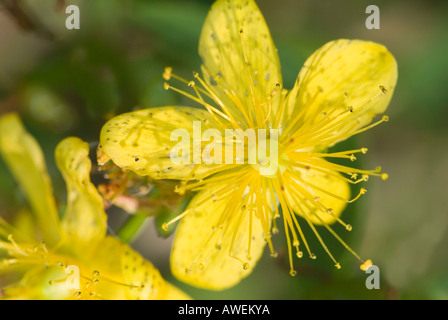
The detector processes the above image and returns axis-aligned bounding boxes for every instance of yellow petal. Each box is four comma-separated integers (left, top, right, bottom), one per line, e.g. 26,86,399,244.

199,0,282,126
285,39,398,134
164,282,192,300
170,185,267,290
100,106,224,180
55,137,107,248
0,113,59,245
285,167,350,226
121,242,168,300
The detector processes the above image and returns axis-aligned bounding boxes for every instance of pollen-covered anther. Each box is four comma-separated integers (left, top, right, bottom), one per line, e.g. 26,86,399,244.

188,81,195,87
163,67,172,81
335,263,341,269
310,253,317,260
361,147,368,154
161,223,169,231
163,82,170,90
296,251,303,258
382,115,389,122
360,259,373,271
350,154,356,162
289,270,297,277
242,262,250,270
381,173,389,180
270,251,278,258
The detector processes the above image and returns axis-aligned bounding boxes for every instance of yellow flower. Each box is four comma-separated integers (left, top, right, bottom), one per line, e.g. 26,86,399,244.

0,113,189,300
99,0,397,289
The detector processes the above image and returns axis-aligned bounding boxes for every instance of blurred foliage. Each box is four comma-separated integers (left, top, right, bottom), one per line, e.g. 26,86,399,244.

0,0,447,300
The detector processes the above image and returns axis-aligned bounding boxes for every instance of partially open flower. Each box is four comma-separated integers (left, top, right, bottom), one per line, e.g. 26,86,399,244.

0,113,189,300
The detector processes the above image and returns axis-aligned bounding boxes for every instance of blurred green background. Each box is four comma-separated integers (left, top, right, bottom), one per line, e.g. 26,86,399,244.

0,0,447,299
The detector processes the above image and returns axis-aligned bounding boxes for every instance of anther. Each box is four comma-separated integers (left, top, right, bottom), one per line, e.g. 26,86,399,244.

161,223,169,231
163,82,170,90
310,253,317,260
379,85,388,94
335,263,341,269
290,270,297,277
382,115,389,122
73,291,82,298
345,224,352,231
192,71,199,78
188,81,195,87
242,263,250,270
296,251,303,258
163,67,172,81
350,154,356,162
270,251,278,258
381,173,389,180
361,147,368,154
92,270,100,277
360,259,373,271
174,185,185,195
347,106,354,113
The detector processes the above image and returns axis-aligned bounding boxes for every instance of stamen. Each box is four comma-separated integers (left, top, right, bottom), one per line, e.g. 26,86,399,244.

348,187,367,203
164,75,232,123
7,235,27,256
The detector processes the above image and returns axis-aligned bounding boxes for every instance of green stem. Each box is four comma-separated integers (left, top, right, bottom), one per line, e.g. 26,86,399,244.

116,213,148,243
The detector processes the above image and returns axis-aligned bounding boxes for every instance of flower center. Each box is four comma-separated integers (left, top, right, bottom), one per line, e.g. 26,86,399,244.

248,137,279,177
